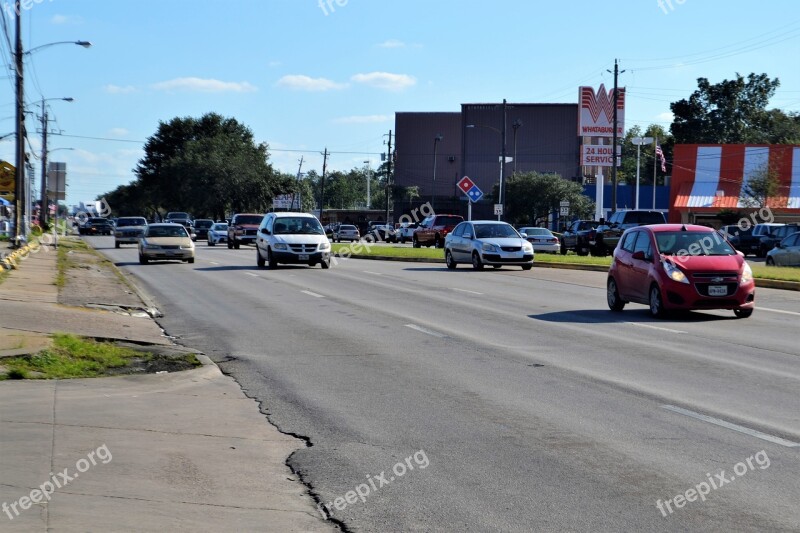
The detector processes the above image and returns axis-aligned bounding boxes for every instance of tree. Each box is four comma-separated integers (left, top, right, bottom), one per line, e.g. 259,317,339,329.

619,124,673,188
403,186,420,207
670,73,800,144
739,163,781,209
492,172,594,225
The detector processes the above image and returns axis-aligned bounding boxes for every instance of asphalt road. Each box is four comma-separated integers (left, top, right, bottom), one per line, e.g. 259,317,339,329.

88,236,800,532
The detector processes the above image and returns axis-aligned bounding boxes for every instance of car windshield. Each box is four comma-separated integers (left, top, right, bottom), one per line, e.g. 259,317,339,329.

655,231,735,256
116,218,146,227
438,216,463,226
340,225,356,231
146,226,188,238
235,215,263,225
273,217,324,235
194,220,213,228
474,224,519,239
211,223,227,231
520,228,549,235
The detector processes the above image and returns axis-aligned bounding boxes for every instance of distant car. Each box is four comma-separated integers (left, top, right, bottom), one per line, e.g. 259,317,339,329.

170,218,196,241
518,227,560,254
444,221,534,270
606,224,755,319
413,214,464,248
765,232,800,266
114,216,148,248
82,217,113,236
560,219,600,256
138,223,195,264
396,222,418,244
720,225,760,257
333,224,360,242
255,212,331,269
165,211,192,223
207,222,228,246
193,219,214,241
594,210,667,256
758,223,799,258
228,213,263,249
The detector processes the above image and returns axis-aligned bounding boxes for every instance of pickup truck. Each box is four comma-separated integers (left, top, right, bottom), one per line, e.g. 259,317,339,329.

720,225,760,257
413,214,464,248
560,220,600,256
593,210,666,256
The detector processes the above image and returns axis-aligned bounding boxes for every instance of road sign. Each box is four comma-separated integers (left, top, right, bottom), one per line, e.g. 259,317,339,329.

457,176,475,194
494,204,503,216
560,200,570,207
560,207,569,216
466,185,483,203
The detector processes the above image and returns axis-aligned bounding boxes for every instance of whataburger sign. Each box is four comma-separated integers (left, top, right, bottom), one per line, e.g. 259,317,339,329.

0,160,14,201
579,84,625,138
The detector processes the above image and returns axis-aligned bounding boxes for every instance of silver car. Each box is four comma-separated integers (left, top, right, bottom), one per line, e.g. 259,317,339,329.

114,217,148,248
766,232,800,266
444,221,534,270
207,222,228,246
333,224,360,242
517,227,560,254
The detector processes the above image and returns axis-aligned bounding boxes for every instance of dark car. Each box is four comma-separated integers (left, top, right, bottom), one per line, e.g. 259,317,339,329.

413,214,464,248
560,220,600,256
192,219,214,241
594,210,667,255
720,225,760,257
81,217,113,236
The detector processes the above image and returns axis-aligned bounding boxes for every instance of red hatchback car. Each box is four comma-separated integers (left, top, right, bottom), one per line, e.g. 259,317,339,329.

606,224,755,318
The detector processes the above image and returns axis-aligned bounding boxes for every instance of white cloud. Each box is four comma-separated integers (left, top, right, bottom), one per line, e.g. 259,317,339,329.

104,84,137,94
151,77,257,93
333,114,390,124
50,14,83,25
378,39,406,48
276,75,347,92
656,112,674,122
351,72,416,91
107,128,129,137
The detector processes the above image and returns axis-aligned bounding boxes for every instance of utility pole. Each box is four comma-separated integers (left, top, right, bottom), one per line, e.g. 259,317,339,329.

319,149,328,224
500,99,507,221
608,59,624,214
653,136,658,210
294,155,304,210
385,130,392,224
13,6,24,246
363,160,371,208
39,98,48,226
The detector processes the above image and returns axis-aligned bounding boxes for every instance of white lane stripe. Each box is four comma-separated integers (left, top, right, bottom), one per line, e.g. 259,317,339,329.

209,261,220,265
451,288,484,295
757,307,800,317
626,322,686,334
301,290,325,298
245,272,259,277
363,271,383,276
405,324,447,338
662,405,799,448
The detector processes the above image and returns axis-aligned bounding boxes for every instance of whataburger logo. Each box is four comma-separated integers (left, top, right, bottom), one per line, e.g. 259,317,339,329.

580,84,625,125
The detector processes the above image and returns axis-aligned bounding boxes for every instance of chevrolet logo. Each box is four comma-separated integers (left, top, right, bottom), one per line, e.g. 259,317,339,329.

710,277,724,283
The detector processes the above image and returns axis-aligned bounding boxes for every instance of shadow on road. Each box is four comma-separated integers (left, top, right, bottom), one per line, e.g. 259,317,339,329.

529,309,735,324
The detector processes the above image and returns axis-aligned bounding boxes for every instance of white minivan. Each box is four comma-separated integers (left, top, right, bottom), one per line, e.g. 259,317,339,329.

255,212,331,269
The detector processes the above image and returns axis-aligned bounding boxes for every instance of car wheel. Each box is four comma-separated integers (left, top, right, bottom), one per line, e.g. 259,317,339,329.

445,250,457,270
521,263,533,271
757,246,767,258
766,256,775,266
267,248,278,269
734,308,753,319
227,239,233,249
434,235,442,248
138,254,148,265
400,236,406,244
412,236,420,248
649,284,667,318
493,265,502,269
607,278,625,311
208,240,215,246
560,241,567,255
115,242,120,249
577,247,589,256
234,240,240,249
320,257,330,269
188,257,195,264
590,245,605,257
256,247,265,268
471,252,484,270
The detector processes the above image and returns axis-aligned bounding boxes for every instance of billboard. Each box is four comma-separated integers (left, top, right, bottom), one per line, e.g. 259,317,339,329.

47,161,67,201
579,85,625,137
581,145,621,167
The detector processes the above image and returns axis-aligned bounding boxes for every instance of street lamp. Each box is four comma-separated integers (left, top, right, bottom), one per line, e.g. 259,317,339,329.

24,41,92,55
512,119,522,173
363,160,371,208
466,119,512,221
38,98,74,225
432,134,443,211
632,136,653,210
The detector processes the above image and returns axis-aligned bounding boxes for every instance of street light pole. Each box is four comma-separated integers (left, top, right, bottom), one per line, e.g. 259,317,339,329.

363,160,371,209
39,97,73,226
432,134,442,211
500,99,507,221
512,119,522,174
13,8,24,246
632,136,653,210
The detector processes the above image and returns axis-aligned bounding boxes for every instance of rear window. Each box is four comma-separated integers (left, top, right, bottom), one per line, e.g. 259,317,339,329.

194,219,214,228
116,218,146,227
340,225,357,230
436,216,463,226
234,215,263,225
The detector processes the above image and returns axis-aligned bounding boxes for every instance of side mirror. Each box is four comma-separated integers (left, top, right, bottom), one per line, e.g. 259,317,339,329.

260,227,269,235
519,232,527,238
463,232,472,239
736,250,745,256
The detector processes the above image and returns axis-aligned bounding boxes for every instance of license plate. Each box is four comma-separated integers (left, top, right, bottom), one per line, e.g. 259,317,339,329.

708,285,727,296
298,254,309,260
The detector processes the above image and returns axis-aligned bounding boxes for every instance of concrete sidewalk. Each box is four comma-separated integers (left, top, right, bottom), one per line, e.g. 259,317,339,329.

0,243,333,531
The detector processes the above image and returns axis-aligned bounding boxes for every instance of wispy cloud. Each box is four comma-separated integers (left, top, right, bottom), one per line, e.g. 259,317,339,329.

104,84,137,94
151,77,257,93
50,14,83,25
268,60,282,68
378,39,406,48
107,128,129,137
656,112,674,122
333,114,390,124
351,72,416,91
276,75,347,92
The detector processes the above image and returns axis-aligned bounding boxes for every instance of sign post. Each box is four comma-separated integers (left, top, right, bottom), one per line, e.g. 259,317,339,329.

457,176,483,221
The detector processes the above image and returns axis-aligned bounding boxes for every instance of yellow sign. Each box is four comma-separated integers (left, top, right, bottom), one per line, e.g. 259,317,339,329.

0,160,15,202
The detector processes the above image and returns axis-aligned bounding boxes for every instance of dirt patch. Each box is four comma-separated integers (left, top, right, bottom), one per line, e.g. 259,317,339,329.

59,247,146,310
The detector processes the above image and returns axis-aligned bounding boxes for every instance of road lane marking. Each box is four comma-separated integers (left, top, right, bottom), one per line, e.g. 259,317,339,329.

405,324,447,338
662,405,799,448
451,288,484,295
301,290,325,298
626,322,686,334
363,271,383,276
208,261,220,265
757,307,800,317
245,272,259,277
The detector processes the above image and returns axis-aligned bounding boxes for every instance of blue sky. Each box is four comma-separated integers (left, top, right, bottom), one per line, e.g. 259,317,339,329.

1,0,799,207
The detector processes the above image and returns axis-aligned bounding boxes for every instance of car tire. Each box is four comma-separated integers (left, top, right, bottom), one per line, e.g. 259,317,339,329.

256,247,265,268
320,257,330,269
493,265,502,269
138,254,148,265
267,248,278,269
188,257,195,264
434,235,442,248
560,241,567,255
471,252,484,270
521,264,532,271
115,242,120,249
412,236,420,248
649,284,667,318
590,245,605,257
400,236,406,244
445,250,457,270
607,278,625,311
234,240,240,249
227,239,233,249
766,257,775,266
734,308,753,319
208,240,215,246
577,247,589,256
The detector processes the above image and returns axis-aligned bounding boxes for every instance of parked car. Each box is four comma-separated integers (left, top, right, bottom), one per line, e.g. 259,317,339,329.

560,220,600,256
606,224,755,319
255,212,331,269
192,219,214,241
138,223,195,264
207,222,228,246
765,231,800,266
324,223,339,239
594,210,667,256
396,222,418,244
333,224,360,242
165,211,192,223
81,217,113,236
444,221,534,270
720,225,760,257
758,223,799,258
413,214,464,248
518,227,560,254
113,216,148,248
362,223,397,243
227,213,263,249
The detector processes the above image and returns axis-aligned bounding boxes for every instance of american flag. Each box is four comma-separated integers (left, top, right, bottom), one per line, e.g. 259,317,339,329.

655,145,667,173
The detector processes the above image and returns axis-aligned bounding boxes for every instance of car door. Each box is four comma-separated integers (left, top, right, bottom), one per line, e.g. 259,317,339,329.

613,230,639,300
257,214,273,253
451,223,470,261
784,233,800,265
628,231,654,301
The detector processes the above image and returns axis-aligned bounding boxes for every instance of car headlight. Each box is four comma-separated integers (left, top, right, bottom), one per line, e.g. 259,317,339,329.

273,243,288,250
142,242,160,250
522,243,533,253
318,241,331,251
482,242,499,252
662,259,689,284
740,262,753,285
180,244,193,250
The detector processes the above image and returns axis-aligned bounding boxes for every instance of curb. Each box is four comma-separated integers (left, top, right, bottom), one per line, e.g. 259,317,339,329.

753,278,800,291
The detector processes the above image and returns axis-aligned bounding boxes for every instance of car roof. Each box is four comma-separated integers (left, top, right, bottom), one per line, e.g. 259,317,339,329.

469,220,514,225
640,224,716,233
148,223,184,227
272,212,315,218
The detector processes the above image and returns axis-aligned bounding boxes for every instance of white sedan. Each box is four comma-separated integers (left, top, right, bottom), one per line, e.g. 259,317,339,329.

207,223,228,246
518,227,560,254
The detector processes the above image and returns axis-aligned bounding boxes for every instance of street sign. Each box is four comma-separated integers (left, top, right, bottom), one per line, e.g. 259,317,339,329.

560,200,570,207
560,207,569,216
494,204,503,216
457,176,475,194
466,185,483,203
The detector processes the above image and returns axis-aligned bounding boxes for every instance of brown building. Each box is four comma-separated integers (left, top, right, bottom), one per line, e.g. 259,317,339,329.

393,103,581,221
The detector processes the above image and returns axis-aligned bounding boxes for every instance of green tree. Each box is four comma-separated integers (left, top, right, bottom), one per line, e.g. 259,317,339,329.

492,172,594,225
670,73,800,144
739,163,781,209
619,124,673,188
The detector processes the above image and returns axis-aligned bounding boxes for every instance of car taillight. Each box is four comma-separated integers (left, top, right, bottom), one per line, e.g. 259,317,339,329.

588,230,596,239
